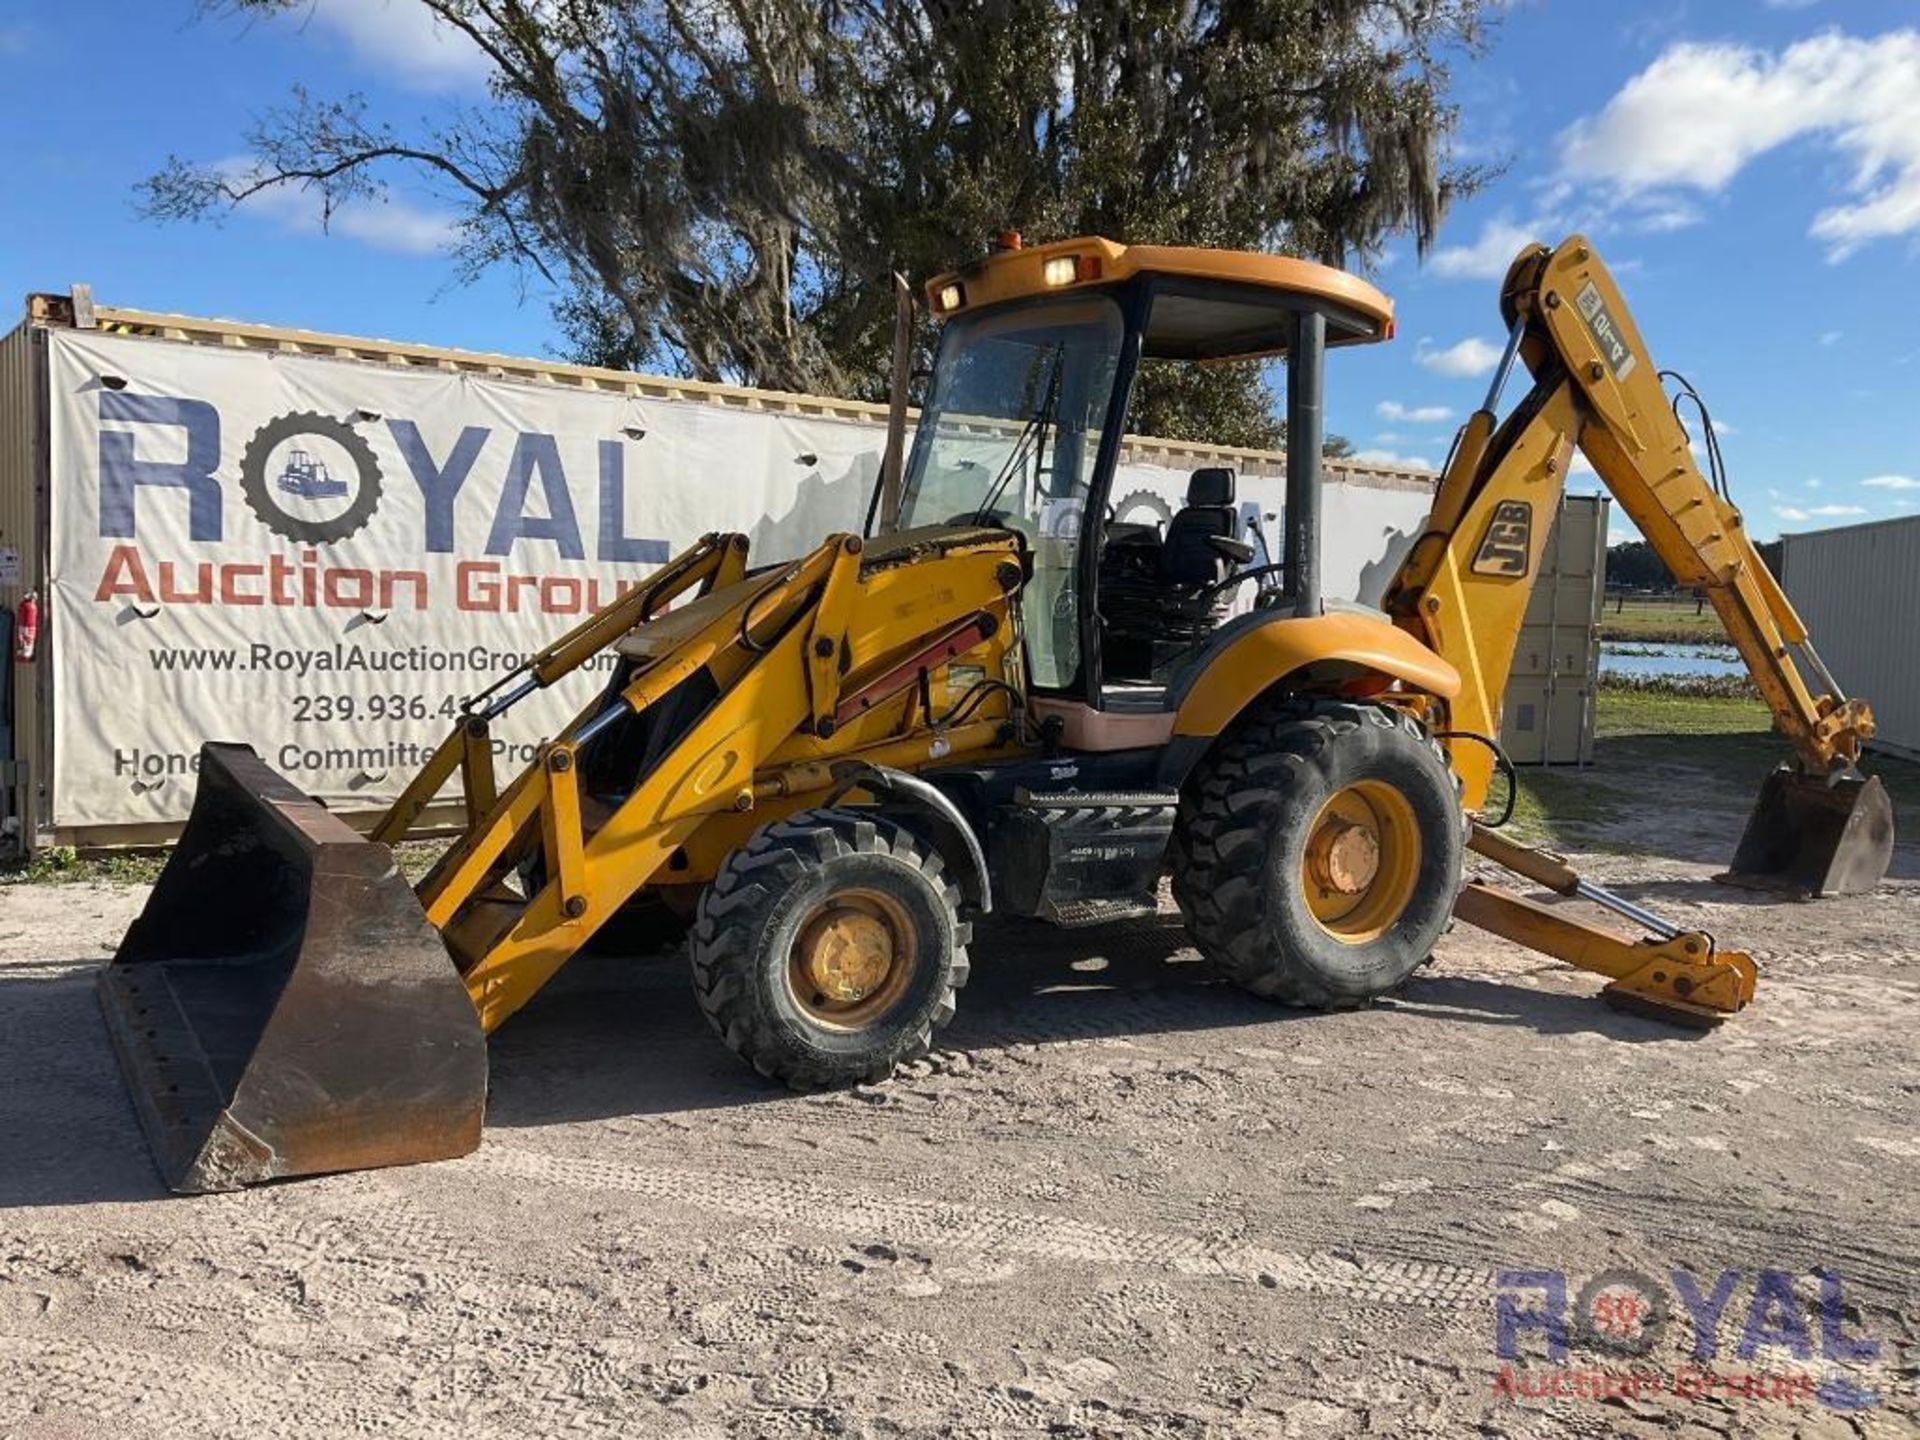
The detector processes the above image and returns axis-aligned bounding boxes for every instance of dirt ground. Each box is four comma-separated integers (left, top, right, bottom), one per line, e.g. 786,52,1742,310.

1,760,1915,1438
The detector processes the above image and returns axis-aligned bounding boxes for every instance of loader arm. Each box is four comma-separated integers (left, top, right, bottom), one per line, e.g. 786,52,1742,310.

1383,234,1894,1022
104,524,1028,1190
411,526,1027,1033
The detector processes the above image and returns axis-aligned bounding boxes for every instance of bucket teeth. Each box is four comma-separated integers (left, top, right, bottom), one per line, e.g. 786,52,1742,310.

97,743,487,1194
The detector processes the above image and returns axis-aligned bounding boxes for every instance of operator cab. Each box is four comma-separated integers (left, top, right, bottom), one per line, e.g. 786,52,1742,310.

887,236,1395,743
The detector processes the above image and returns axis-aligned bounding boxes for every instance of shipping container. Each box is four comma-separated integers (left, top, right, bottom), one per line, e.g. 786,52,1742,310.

1781,514,1920,761
1501,495,1609,767
0,315,44,853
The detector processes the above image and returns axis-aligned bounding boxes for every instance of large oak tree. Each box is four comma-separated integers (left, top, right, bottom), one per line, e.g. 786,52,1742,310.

151,1,1496,446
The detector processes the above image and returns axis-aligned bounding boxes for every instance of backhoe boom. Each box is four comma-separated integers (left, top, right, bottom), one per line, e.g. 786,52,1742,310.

1384,235,1892,1020
1389,236,1878,796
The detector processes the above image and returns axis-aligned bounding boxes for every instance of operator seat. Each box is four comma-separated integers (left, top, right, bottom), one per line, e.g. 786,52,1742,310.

1160,467,1239,586
1098,466,1249,679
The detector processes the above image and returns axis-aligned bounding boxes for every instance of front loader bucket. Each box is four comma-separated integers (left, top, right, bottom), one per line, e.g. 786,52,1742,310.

98,743,487,1193
1718,764,1895,898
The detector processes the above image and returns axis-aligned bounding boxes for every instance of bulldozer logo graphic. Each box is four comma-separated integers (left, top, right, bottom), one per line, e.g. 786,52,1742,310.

238,412,385,545
1110,488,1174,531
1472,500,1533,576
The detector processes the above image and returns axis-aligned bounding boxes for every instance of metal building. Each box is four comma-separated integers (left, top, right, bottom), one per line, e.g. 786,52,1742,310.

1781,515,1920,761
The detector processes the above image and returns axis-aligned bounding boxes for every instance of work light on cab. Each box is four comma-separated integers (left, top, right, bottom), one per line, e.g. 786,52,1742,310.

1042,254,1102,287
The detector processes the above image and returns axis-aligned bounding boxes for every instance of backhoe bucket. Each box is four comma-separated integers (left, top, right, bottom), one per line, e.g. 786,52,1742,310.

1719,765,1894,898
98,743,487,1193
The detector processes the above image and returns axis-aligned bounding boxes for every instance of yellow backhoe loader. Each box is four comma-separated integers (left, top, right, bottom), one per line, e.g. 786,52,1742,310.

101,234,1893,1193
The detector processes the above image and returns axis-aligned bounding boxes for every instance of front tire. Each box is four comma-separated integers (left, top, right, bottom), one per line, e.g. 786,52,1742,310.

691,809,969,1087
1172,700,1463,1008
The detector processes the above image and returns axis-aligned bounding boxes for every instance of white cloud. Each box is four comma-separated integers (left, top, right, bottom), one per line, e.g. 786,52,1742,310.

1805,477,1823,489
1428,217,1539,281
1351,448,1438,472
1775,506,1810,522
1376,400,1457,424
1808,504,1868,517
1556,32,1920,261
1819,330,1843,346
1415,337,1503,380
1863,474,1920,490
285,0,490,91
228,163,460,255
1569,451,1597,476
335,199,463,253
1631,200,1703,235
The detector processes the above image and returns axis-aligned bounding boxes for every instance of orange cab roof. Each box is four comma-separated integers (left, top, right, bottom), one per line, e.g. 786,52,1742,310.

923,236,1396,351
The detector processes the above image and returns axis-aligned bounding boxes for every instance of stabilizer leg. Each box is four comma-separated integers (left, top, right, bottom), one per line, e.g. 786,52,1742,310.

1457,824,1757,1026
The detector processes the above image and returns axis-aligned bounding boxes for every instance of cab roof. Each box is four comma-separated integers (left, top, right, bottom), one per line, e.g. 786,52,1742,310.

923,236,1396,360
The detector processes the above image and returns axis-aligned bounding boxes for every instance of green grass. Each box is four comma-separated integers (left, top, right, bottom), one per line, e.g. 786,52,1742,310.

1597,598,1731,645
0,845,168,887
0,836,451,888
1504,764,1624,844
1594,684,1772,737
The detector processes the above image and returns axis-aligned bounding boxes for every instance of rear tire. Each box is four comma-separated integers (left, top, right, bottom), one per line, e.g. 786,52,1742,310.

691,809,969,1087
1171,700,1463,1009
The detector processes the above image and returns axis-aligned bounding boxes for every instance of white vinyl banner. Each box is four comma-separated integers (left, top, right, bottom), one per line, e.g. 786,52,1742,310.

47,331,878,826
46,328,1433,831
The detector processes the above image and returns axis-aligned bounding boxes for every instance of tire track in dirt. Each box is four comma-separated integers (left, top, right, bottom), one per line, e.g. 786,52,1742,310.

470,1141,1495,1311
0,1334,259,1438
0,1195,681,1439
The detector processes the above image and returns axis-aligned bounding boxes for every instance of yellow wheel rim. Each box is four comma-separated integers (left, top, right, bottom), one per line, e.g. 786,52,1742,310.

787,888,917,1030
1301,780,1422,944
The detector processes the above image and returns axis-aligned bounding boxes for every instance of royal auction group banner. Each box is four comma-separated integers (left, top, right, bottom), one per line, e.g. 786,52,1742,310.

46,330,885,827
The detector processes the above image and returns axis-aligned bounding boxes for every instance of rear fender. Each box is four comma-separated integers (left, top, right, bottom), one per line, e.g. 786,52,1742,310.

1168,611,1460,739
1155,614,1458,790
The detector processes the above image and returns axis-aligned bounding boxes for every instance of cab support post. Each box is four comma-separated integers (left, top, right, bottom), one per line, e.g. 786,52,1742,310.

1285,308,1326,617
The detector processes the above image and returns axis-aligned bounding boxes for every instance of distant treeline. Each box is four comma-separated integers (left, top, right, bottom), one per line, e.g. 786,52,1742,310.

1606,538,1783,593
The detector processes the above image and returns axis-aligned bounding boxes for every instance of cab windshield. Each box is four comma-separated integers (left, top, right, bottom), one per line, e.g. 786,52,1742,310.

897,295,1126,688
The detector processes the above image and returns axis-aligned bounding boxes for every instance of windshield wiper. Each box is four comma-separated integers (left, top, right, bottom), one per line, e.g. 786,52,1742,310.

972,346,1064,527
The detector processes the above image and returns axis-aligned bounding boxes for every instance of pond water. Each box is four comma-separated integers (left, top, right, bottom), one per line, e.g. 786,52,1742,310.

1601,641,1746,680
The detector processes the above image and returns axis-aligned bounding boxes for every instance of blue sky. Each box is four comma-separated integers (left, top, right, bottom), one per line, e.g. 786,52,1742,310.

1,1,1916,544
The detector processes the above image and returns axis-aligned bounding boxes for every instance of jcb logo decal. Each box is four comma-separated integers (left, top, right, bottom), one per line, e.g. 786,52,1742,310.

1574,281,1637,382
1472,501,1533,577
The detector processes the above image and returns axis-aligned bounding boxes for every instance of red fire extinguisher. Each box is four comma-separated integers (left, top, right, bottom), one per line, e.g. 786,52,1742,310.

13,590,39,662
